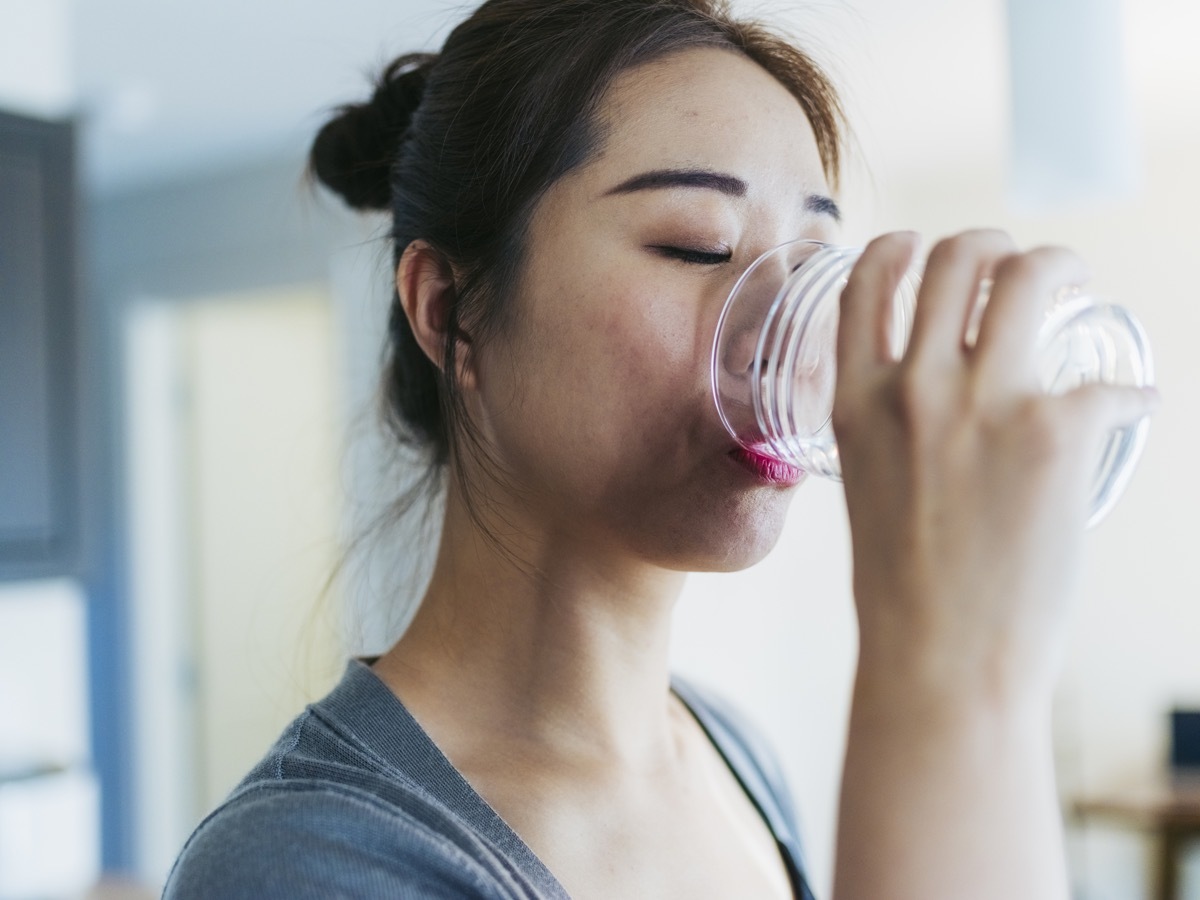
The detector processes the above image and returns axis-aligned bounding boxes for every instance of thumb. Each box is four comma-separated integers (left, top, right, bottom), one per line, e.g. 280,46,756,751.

1061,383,1160,436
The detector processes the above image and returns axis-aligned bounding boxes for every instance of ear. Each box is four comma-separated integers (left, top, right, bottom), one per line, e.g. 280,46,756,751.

395,240,477,390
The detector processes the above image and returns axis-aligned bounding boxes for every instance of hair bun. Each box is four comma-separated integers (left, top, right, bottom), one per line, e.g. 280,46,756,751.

310,53,437,211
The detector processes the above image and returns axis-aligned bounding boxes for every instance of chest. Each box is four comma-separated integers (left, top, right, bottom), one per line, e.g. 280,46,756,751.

542,805,794,900
470,756,796,900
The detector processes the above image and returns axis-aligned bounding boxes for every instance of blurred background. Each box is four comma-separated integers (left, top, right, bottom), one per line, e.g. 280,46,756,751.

0,0,1196,897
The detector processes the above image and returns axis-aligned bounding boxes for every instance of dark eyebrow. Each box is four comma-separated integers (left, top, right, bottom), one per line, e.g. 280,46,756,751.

805,193,842,223
604,168,747,197
604,166,842,224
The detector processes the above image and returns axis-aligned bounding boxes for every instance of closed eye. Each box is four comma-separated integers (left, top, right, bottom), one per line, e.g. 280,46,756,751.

652,245,733,265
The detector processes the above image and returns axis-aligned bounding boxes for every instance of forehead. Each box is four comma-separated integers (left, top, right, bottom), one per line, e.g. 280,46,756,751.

583,46,829,199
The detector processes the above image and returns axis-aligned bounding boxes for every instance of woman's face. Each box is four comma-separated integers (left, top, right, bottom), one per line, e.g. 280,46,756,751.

467,47,841,572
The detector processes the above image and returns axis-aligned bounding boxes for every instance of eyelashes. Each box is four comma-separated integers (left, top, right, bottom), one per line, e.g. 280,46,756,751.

652,245,733,265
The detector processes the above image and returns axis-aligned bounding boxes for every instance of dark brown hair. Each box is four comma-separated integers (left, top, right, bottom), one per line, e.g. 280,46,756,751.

310,0,844,507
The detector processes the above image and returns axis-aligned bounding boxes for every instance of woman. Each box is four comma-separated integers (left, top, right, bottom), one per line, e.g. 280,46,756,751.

164,1,1157,897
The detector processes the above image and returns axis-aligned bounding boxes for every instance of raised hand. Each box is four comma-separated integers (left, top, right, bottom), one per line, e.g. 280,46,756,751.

830,230,1157,900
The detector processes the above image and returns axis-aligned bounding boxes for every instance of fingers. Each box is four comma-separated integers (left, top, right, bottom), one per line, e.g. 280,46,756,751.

972,247,1091,390
907,229,1017,371
838,227,1157,439
837,231,920,393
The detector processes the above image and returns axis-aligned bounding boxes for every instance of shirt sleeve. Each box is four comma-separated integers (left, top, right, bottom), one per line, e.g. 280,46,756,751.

162,782,508,900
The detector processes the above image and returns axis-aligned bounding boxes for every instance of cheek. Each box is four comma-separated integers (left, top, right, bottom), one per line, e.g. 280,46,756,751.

566,287,700,434
484,282,704,475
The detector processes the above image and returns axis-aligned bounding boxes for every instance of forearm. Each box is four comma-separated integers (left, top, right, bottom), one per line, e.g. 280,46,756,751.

832,659,1068,900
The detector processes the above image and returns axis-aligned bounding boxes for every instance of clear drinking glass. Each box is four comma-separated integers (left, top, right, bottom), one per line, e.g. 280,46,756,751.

711,239,1154,527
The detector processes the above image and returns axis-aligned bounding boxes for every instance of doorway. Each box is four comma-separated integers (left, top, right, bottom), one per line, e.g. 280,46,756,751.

122,285,344,886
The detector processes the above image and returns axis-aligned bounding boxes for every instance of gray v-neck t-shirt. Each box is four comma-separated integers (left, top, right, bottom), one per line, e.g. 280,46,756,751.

163,660,817,899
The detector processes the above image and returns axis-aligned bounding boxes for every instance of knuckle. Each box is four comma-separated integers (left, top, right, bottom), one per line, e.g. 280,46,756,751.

850,232,919,291
990,253,1037,289
992,245,1085,287
927,229,1015,270
863,232,899,255
864,230,917,255
926,235,972,270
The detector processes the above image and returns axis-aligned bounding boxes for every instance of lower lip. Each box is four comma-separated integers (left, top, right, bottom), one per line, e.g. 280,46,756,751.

728,447,806,486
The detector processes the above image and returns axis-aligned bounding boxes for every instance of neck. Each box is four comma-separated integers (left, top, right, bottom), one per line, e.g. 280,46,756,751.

375,479,688,769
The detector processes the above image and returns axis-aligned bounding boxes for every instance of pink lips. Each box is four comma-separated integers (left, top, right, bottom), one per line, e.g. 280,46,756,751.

729,445,806,486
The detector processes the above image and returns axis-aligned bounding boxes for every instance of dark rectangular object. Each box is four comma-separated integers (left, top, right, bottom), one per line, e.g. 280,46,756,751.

0,109,79,579
1171,710,1200,769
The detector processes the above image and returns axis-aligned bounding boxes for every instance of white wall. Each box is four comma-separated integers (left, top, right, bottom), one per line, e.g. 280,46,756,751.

0,580,99,898
0,0,73,117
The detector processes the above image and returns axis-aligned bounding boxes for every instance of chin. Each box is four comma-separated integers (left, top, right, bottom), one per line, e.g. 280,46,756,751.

658,491,794,573
701,529,785,573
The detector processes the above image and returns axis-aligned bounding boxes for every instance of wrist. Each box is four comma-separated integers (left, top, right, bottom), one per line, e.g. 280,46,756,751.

837,657,1067,900
853,622,1056,729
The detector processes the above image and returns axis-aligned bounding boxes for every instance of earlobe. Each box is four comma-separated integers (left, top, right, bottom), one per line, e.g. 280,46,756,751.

395,240,477,390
